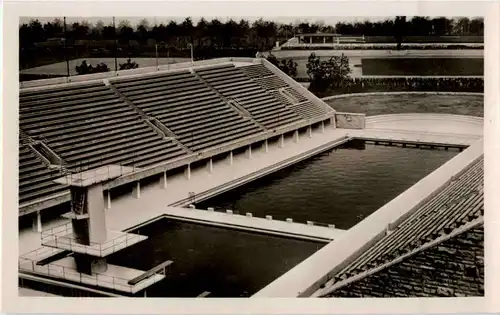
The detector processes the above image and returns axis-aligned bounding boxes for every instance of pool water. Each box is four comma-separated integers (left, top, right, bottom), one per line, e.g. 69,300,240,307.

197,140,458,229
109,140,458,297
108,218,325,297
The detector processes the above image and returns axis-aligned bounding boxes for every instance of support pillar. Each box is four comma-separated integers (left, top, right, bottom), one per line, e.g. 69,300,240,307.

160,171,167,189
246,145,252,159
321,121,325,133
308,126,312,138
323,36,326,44
264,139,269,153
32,211,42,233
229,151,233,165
330,117,336,128
279,134,285,148
293,130,299,143
106,190,111,209
133,181,141,199
206,158,213,174
185,164,191,180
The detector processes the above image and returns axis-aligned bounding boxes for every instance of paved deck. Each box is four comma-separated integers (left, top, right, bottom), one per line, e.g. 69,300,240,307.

18,288,60,297
160,206,343,241
19,114,484,256
19,256,164,294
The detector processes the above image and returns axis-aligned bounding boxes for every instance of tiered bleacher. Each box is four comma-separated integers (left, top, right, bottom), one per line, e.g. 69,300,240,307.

289,102,329,119
319,156,484,297
285,87,308,103
19,143,68,205
110,70,264,152
253,75,289,91
20,82,186,171
195,64,304,129
19,59,335,211
238,64,274,78
268,90,294,106
238,64,332,120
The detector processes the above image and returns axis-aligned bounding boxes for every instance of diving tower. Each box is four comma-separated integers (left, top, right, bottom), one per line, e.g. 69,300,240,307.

19,165,172,296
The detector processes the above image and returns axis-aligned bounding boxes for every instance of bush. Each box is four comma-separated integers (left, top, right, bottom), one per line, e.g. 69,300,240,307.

266,52,298,77
75,60,110,75
303,77,483,97
119,58,139,70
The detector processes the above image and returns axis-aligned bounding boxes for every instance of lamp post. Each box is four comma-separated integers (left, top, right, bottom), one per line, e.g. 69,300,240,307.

113,17,118,72
155,44,159,69
63,17,69,77
188,43,194,65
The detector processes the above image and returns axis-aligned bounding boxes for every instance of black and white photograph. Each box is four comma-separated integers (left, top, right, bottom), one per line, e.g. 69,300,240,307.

2,0,499,313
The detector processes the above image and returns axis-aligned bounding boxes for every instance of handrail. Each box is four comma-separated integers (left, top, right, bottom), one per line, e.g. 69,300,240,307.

40,222,143,257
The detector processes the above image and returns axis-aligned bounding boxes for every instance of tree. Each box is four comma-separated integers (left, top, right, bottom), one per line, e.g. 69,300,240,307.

136,19,150,45
393,16,406,50
119,58,139,70
454,17,470,35
306,53,351,94
266,53,297,77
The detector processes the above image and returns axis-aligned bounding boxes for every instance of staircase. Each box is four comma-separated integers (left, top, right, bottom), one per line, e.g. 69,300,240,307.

107,82,192,154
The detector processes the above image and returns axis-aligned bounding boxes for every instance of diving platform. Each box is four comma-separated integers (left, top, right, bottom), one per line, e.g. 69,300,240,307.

19,165,168,295
19,256,166,294
41,224,147,257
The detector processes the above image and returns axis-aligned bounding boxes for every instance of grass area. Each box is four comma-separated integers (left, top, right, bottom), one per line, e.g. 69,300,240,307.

361,58,483,76
325,94,483,117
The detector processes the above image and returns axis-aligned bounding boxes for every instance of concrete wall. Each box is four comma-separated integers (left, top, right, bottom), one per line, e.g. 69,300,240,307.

335,112,366,129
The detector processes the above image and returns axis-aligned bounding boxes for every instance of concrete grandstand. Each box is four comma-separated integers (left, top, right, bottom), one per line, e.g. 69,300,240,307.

18,56,483,298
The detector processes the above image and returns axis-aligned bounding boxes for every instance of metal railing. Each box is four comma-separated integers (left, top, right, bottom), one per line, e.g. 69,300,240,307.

40,222,143,257
18,255,163,294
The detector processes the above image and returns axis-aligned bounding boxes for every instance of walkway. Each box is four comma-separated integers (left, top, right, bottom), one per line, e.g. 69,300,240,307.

19,114,484,255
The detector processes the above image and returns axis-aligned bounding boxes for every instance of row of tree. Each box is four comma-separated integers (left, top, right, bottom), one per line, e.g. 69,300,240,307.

20,16,484,49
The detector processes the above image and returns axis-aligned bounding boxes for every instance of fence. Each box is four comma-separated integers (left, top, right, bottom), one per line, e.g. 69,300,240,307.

279,43,483,51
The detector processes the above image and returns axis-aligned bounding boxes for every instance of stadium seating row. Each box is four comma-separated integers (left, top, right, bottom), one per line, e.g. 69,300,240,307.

19,143,68,204
18,62,331,207
329,156,484,284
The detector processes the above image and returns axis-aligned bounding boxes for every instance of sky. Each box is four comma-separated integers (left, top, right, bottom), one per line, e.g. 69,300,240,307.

19,16,395,27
